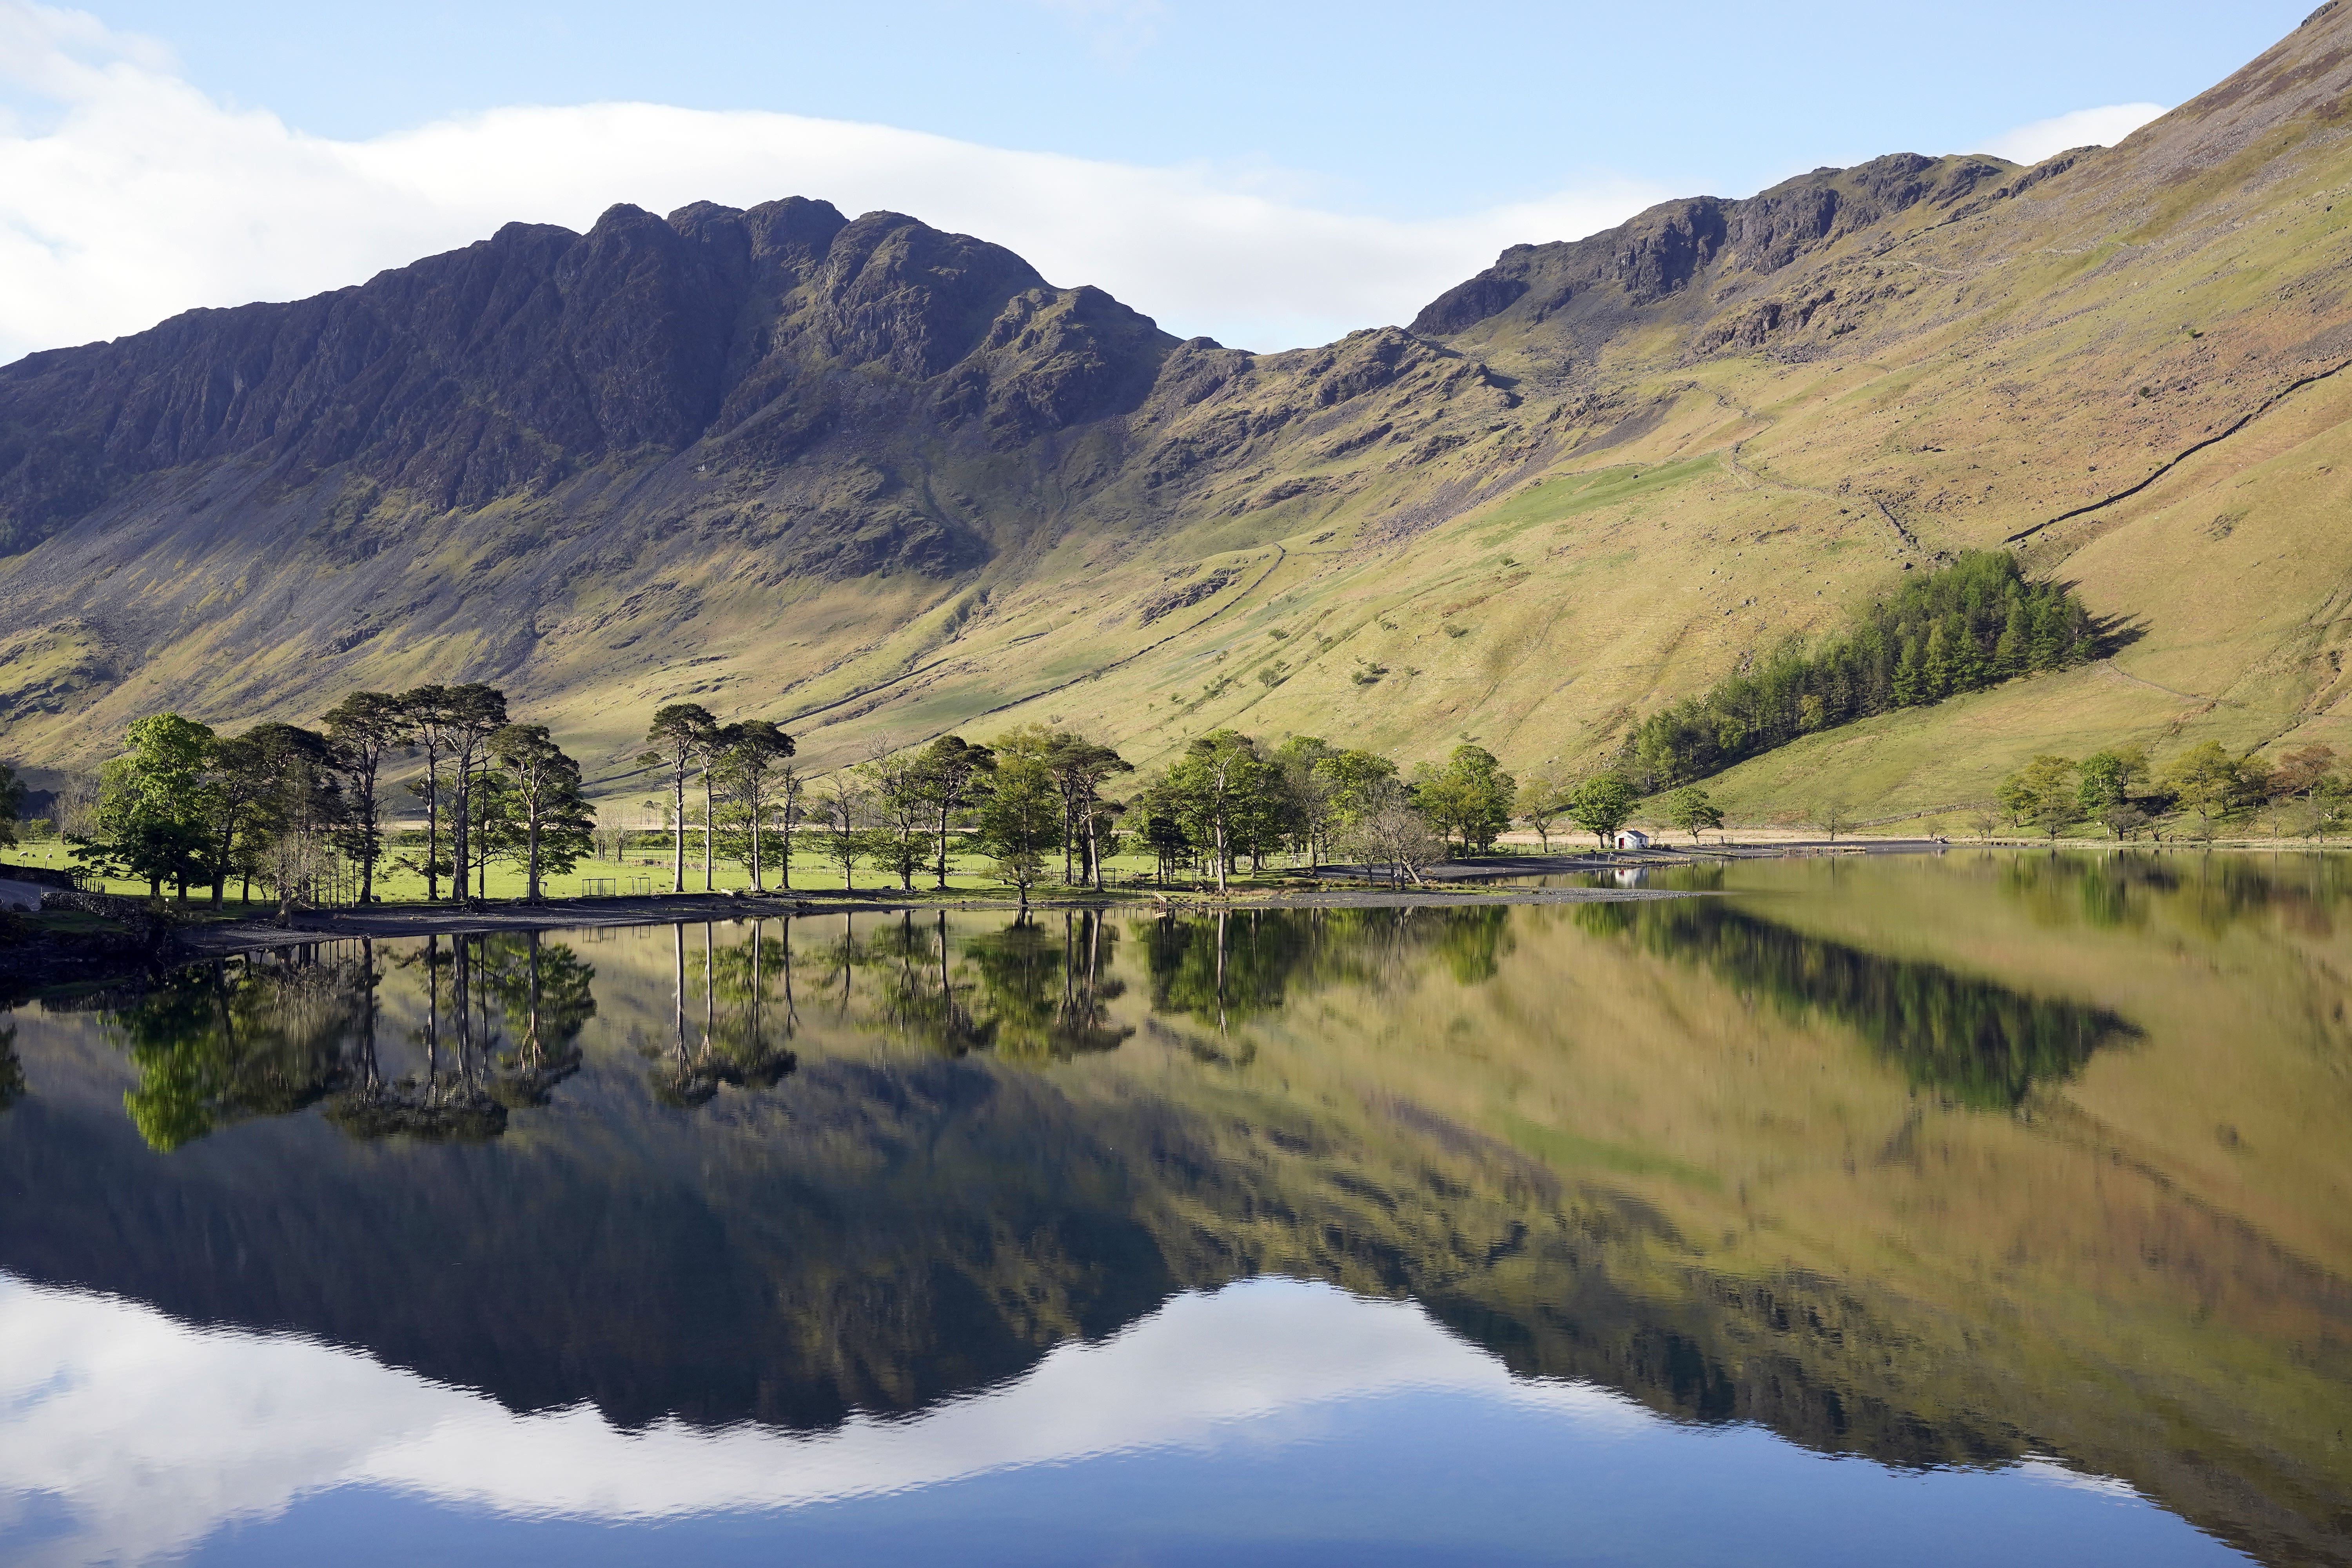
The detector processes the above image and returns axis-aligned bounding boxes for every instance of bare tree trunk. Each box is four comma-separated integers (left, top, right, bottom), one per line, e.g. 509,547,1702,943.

451,762,470,905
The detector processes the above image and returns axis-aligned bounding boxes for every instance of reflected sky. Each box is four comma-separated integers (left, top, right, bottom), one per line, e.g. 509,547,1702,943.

2,853,2347,1564
0,1274,2241,1568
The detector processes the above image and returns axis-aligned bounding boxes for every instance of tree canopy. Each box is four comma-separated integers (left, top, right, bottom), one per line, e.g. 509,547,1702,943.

1631,552,2096,788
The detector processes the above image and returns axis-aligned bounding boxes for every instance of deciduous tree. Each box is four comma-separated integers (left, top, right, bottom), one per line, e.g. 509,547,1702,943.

975,733,1062,908
86,713,215,899
1566,774,1637,849
1664,784,1725,845
1414,744,1517,854
1996,754,2080,840
1164,730,1269,894
2161,743,2244,843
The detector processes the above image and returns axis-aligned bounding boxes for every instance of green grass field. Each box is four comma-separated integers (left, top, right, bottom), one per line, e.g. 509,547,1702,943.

1,833,1475,909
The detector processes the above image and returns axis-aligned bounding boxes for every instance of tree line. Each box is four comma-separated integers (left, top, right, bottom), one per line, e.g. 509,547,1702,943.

1991,740,2352,843
66,685,600,911
788,727,1525,902
52,685,1601,909
1629,551,2098,788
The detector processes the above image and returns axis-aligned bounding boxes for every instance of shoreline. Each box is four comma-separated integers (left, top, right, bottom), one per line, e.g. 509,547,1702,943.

165,879,1709,960
24,832,2317,969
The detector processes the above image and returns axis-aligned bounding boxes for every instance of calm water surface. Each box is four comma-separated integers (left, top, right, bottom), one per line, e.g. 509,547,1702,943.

2,853,2347,1565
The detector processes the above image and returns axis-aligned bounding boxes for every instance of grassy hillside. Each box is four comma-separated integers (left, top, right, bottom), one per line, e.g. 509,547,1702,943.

8,12,2352,822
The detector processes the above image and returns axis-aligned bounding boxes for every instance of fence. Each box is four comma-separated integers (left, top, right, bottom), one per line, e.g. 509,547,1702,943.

575,876,654,898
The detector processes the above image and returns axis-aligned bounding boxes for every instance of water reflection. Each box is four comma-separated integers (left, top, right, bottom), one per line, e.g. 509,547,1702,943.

1577,899,2139,1107
105,949,361,1151
647,923,795,1107
1142,905,1516,1029
0,857,2347,1566
1994,849,2352,938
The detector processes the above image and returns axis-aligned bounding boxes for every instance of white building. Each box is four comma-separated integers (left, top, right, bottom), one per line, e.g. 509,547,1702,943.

1614,829,1651,851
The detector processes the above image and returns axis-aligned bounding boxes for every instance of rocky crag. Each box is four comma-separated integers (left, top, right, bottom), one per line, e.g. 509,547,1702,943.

7,7,2352,812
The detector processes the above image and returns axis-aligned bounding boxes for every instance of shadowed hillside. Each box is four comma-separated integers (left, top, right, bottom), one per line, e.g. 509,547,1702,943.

9,9,2352,815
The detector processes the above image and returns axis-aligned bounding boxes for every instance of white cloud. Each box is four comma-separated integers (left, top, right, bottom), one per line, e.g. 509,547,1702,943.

0,0,1663,362
1978,102,2168,167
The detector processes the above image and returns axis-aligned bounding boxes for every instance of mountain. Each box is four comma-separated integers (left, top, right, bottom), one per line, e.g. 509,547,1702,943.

6,7,2352,810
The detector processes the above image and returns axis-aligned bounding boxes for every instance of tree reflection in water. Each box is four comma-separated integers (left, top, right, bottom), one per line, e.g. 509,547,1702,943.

105,947,364,1151
88,936,602,1150
962,911,1130,1063
0,1024,22,1113
1993,848,2352,938
646,919,797,1108
1576,899,2138,1107
859,910,992,1058
1140,905,1515,1033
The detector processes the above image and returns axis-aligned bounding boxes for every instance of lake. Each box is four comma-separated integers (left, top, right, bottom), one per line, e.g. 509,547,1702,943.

2,853,2346,1566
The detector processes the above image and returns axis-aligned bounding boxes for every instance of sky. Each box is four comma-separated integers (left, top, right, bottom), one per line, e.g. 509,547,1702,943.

0,1,2319,358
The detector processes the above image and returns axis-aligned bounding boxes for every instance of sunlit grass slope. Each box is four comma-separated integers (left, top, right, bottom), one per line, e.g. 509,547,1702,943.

11,12,2352,832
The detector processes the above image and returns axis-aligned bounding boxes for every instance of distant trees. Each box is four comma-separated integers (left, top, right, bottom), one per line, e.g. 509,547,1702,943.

1414,745,1517,854
0,764,23,851
2076,746,2150,839
1517,769,1570,852
62,684,817,908
438,685,508,907
911,736,994,891
1348,777,1446,886
810,774,870,892
488,725,594,902
88,714,214,898
856,746,931,892
1162,730,1270,894
245,724,344,918
322,692,406,902
1565,775,1638,849
712,721,797,892
1976,737,2352,844
1996,756,2082,839
1664,784,1724,844
974,733,1063,908
1631,552,2097,788
1042,731,1133,891
2161,742,2250,843
77,713,349,912
640,704,717,894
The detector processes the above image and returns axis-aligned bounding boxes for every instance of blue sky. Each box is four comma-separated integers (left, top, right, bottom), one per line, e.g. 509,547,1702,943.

89,1,2308,210
0,1,2320,356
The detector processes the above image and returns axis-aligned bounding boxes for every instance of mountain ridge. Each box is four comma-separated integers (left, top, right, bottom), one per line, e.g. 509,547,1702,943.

7,8,2352,815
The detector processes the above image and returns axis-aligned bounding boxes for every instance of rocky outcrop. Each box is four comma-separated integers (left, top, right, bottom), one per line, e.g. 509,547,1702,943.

1408,154,2014,341
0,197,1180,554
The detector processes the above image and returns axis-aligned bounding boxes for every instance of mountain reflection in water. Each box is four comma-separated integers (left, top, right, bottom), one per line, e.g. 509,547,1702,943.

1,853,2346,1566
